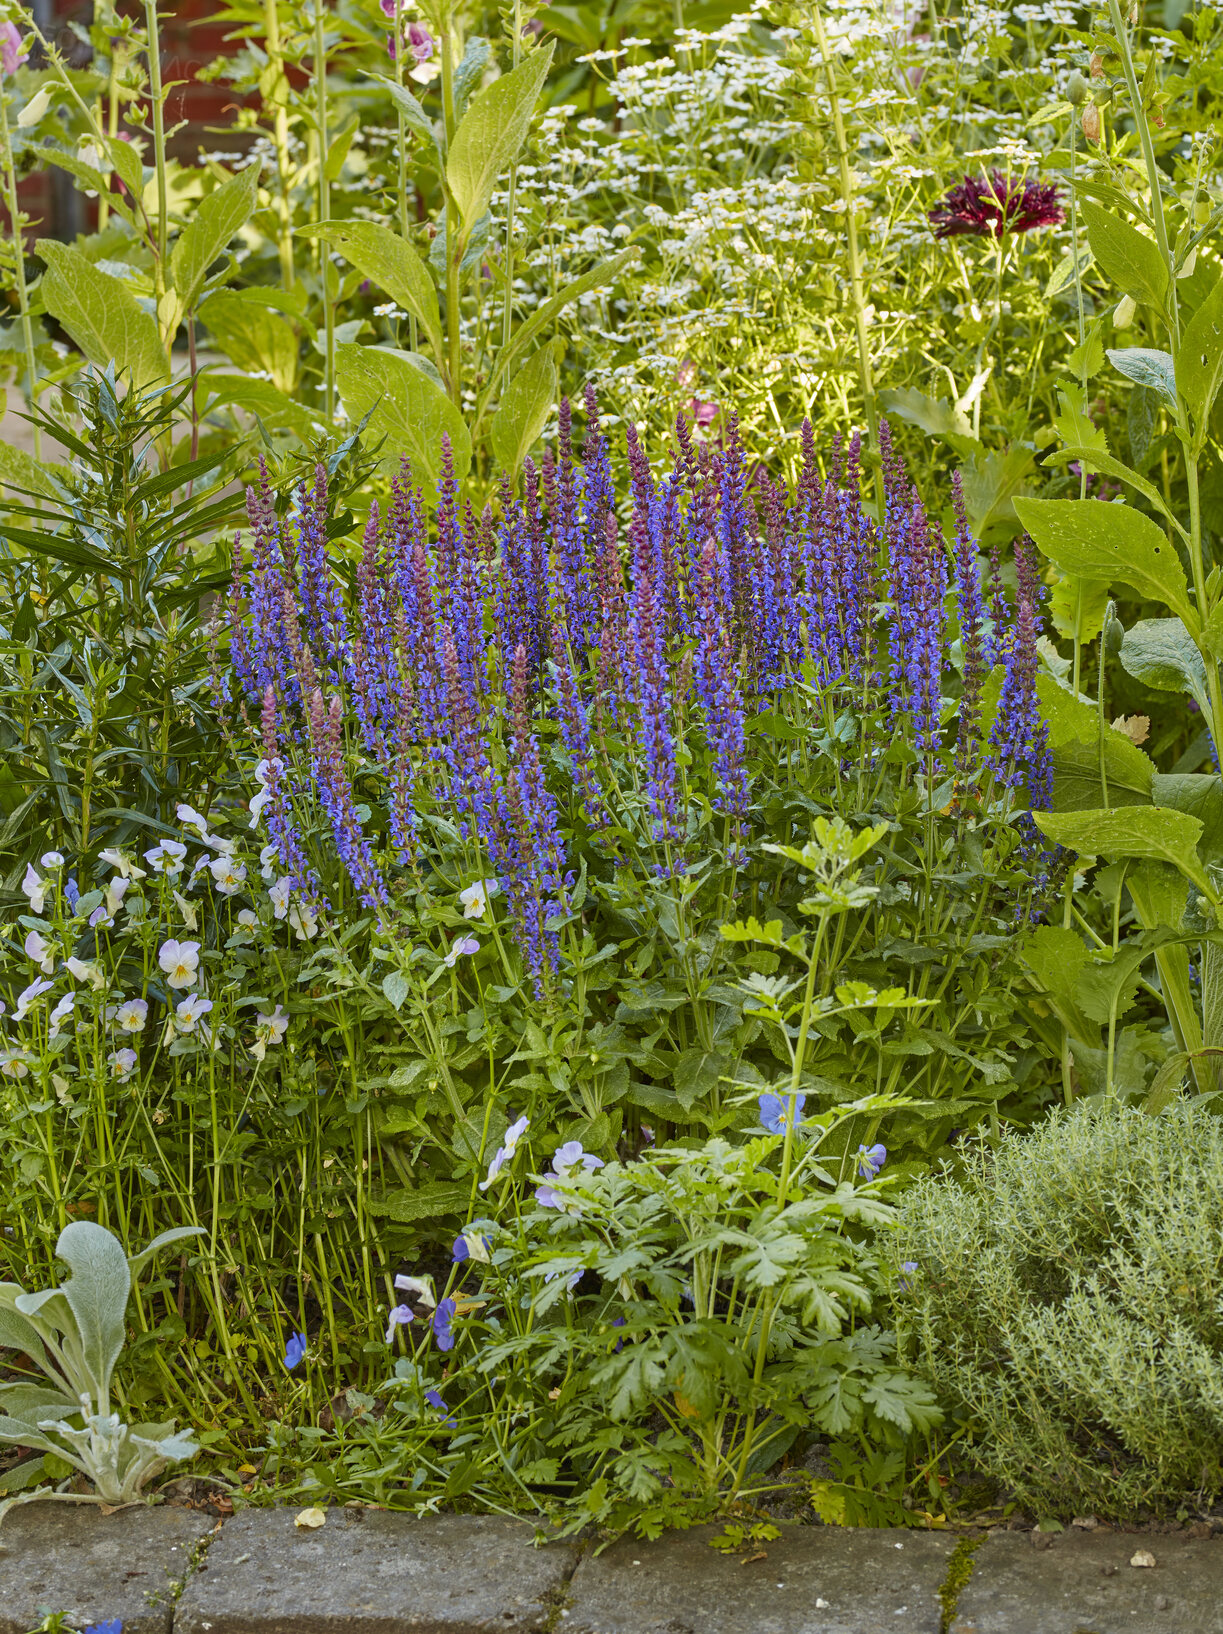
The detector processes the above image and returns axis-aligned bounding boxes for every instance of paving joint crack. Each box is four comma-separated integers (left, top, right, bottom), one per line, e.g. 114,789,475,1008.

936,1533,982,1634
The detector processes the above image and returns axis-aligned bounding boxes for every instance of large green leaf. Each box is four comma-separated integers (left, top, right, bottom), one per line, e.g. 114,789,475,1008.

1081,201,1170,313
490,344,558,477
877,387,971,439
35,242,168,392
1034,805,1212,898
335,343,471,485
53,1222,132,1397
298,220,441,360
202,372,327,441
1151,773,1223,866
1179,272,1223,438
1036,672,1154,810
198,291,300,394
1107,346,1177,407
1013,496,1195,632
447,44,554,237
168,165,259,319
1040,446,1186,537
1118,617,1210,716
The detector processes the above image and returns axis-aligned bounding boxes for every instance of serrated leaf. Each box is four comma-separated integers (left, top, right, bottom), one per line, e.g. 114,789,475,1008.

382,970,410,1011
335,343,471,485
877,386,971,439
366,1182,470,1222
35,242,168,392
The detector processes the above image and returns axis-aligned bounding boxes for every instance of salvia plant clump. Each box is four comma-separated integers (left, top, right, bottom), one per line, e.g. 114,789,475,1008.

220,391,1056,986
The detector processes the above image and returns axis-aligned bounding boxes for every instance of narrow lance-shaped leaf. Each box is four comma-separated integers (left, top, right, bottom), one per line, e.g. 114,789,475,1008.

447,43,555,237
168,165,260,317
1179,273,1223,438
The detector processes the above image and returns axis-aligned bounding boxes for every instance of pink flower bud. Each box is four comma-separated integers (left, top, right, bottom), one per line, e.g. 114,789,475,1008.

0,22,29,78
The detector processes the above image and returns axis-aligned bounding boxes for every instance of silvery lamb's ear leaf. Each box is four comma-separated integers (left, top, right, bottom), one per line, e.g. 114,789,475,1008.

130,1429,198,1463
0,1384,80,1421
127,1225,206,1277
0,1455,51,1495
0,1286,47,1360
0,1413,79,1461
13,1288,74,1332
54,1223,131,1393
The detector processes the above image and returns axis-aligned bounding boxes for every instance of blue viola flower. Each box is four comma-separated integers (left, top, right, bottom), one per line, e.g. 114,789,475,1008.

898,1261,918,1293
452,1230,491,1263
425,1387,457,1428
432,1297,456,1352
758,1091,806,1134
282,1331,307,1370
84,1623,123,1634
857,1142,887,1179
385,1304,414,1344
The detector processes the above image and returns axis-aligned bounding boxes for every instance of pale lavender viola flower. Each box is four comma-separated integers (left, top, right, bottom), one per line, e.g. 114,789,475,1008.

385,1303,414,1343
758,1092,805,1135
535,1140,604,1210
479,1113,529,1191
857,1142,887,1179
109,1048,138,1082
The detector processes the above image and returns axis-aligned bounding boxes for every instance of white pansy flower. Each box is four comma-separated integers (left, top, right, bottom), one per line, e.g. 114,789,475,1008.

268,878,291,920
172,891,199,931
112,998,148,1033
109,1047,138,1081
248,758,279,828
209,856,247,895
144,839,188,875
22,864,48,913
13,978,54,1021
40,851,65,869
459,881,488,919
99,847,147,880
250,1002,289,1061
158,939,200,990
259,844,280,883
65,956,106,990
393,1273,436,1309
289,901,318,941
24,929,55,974
0,1049,31,1079
176,803,212,836
49,993,76,1037
175,993,213,1032
103,876,131,917
236,909,258,929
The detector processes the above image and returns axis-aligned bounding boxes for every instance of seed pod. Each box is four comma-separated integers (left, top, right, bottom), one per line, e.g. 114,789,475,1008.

1081,103,1102,143
1066,71,1089,106
1089,51,1105,77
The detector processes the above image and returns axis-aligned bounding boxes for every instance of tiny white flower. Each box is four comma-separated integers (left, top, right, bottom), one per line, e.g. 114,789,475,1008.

158,938,201,990
209,856,247,896
268,878,291,920
24,929,55,974
250,1001,289,1061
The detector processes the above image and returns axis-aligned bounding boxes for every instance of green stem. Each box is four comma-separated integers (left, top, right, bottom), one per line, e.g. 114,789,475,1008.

314,0,334,419
810,1,879,504
0,94,40,459
265,0,296,290
143,0,169,311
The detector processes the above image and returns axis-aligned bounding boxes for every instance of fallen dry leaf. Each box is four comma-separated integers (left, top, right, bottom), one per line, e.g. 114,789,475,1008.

1111,714,1150,746
1130,1548,1156,1568
295,1506,327,1530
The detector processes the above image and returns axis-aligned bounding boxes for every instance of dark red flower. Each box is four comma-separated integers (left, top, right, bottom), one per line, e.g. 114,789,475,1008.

929,171,1064,240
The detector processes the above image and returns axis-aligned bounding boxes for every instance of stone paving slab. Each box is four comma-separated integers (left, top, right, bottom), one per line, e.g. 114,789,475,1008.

563,1523,958,1634
950,1530,1223,1634
0,1501,217,1634
174,1508,582,1633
